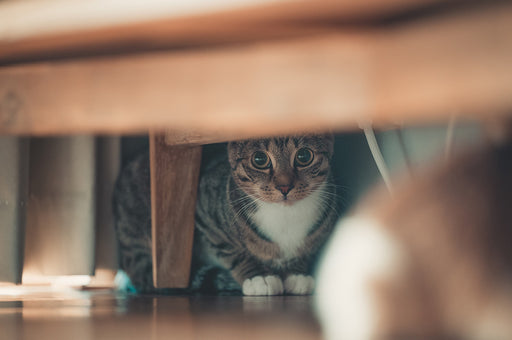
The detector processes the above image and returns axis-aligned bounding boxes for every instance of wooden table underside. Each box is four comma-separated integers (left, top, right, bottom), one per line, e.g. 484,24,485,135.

1,0,511,287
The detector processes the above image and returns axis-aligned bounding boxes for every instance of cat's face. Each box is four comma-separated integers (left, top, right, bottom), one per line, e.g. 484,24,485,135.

228,135,334,204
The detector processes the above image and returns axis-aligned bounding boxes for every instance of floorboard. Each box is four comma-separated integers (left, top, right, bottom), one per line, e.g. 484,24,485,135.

0,288,322,340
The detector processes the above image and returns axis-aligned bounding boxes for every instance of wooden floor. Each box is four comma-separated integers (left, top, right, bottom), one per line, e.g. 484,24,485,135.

0,288,322,340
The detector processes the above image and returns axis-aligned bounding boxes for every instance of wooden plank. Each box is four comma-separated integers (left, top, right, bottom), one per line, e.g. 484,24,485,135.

150,133,201,288
0,32,370,135
0,137,28,284
24,137,96,277
0,2,511,136
164,130,268,146
373,2,512,124
0,0,444,64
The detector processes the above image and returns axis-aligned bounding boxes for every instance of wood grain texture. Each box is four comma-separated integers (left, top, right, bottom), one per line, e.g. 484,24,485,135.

164,130,275,146
0,2,511,136
0,33,370,135
150,133,202,288
0,0,444,64
373,3,512,124
0,294,321,340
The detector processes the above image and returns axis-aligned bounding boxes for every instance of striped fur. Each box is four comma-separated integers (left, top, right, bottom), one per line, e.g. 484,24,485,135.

112,153,157,292
113,135,338,295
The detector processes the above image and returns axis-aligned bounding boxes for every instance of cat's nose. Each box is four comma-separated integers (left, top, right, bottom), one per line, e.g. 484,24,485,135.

276,185,293,196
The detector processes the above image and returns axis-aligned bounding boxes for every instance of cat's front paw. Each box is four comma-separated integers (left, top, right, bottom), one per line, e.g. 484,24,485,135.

242,275,284,296
284,274,315,295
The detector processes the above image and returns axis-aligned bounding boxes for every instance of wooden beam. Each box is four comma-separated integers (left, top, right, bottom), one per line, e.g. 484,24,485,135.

0,32,371,135
373,3,512,124
164,130,242,146
0,2,511,136
0,0,444,64
150,133,201,288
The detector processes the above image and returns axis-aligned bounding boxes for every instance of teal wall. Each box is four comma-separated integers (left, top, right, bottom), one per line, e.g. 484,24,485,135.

332,122,483,214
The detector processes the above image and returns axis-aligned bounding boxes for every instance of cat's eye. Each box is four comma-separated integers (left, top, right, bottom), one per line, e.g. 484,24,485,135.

295,148,314,167
251,151,271,169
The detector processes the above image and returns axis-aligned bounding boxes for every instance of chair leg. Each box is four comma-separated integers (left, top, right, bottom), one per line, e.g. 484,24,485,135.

149,133,202,288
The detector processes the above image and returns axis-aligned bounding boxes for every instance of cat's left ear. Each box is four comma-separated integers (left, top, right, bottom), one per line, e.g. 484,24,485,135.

321,133,335,158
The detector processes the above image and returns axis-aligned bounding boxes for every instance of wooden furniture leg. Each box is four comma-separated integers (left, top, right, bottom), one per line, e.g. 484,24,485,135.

149,133,202,288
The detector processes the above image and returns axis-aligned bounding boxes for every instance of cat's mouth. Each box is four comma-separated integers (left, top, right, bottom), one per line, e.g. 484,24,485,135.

279,195,298,206
259,196,298,205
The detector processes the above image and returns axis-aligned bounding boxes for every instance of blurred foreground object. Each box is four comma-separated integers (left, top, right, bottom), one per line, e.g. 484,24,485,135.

316,125,512,340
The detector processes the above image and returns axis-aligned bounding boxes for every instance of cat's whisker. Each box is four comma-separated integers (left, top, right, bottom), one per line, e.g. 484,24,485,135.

315,191,340,216
317,199,338,216
233,201,259,221
321,182,351,192
230,192,262,221
230,195,254,206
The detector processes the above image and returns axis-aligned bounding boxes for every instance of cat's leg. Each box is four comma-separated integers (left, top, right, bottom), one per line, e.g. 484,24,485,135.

283,274,315,295
119,247,154,291
229,256,284,296
281,261,315,295
242,275,283,295
190,264,241,294
116,223,156,292
117,230,179,294
315,216,406,340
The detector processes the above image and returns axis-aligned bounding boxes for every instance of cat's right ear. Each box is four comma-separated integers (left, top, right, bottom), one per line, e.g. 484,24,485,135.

325,133,334,155
227,141,245,170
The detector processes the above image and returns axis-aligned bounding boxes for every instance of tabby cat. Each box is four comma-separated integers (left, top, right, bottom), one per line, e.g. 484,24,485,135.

316,135,512,340
113,135,338,295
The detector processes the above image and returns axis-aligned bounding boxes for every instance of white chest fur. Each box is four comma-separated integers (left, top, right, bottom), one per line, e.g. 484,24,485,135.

251,185,324,259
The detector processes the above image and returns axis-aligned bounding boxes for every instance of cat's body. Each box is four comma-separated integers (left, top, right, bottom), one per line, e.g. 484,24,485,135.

316,138,512,340
114,135,338,295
